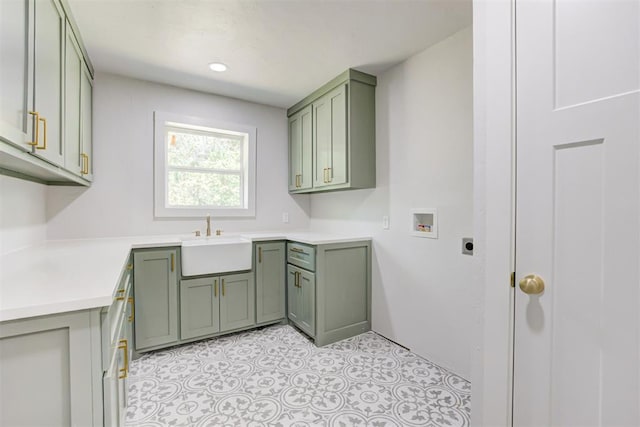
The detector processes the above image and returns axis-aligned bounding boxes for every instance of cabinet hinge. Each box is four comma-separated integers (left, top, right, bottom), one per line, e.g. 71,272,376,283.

510,272,516,288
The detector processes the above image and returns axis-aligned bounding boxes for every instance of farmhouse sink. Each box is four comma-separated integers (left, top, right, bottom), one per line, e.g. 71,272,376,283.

181,236,252,276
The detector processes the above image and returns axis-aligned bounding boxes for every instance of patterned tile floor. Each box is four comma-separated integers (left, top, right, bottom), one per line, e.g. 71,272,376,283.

125,325,471,426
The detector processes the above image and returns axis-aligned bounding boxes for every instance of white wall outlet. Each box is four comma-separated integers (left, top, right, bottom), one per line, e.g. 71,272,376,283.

282,212,289,223
382,215,390,229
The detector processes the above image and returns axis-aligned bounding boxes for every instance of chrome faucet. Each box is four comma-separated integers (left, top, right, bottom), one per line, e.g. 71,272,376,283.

206,214,211,237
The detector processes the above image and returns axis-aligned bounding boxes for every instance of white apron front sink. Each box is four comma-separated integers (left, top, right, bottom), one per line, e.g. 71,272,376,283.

181,236,252,276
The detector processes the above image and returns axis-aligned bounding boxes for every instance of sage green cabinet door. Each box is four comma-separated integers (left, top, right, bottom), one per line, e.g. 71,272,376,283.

64,21,82,175
0,0,34,149
180,277,220,340
220,272,255,332
80,63,93,181
102,352,119,427
255,242,286,324
298,268,316,337
287,264,301,326
32,0,65,166
313,84,347,188
287,264,315,338
288,105,312,191
133,249,178,350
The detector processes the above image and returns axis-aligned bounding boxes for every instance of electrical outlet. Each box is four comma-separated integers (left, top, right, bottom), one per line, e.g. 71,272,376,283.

282,212,289,223
382,216,390,230
462,237,474,255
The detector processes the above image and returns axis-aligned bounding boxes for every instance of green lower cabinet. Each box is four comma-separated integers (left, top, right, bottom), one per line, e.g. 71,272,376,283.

287,240,371,347
180,277,220,340
288,264,315,338
133,248,179,350
220,272,255,332
180,272,254,341
255,242,286,324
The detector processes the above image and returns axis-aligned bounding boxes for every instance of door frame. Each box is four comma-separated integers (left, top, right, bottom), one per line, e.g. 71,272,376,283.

472,0,517,425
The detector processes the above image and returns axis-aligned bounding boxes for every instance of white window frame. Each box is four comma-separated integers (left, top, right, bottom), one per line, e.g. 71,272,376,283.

154,111,256,218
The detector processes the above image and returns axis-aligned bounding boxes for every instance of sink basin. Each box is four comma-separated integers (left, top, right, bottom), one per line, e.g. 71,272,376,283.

181,236,252,276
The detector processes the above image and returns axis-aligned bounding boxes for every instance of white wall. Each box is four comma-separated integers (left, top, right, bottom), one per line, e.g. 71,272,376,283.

309,27,473,378
0,175,47,255
46,73,310,239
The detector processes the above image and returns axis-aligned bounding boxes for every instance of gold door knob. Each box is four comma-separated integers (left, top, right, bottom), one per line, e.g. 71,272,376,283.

519,274,545,295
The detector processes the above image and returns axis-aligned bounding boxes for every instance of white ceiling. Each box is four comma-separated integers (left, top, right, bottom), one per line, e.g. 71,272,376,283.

68,0,472,108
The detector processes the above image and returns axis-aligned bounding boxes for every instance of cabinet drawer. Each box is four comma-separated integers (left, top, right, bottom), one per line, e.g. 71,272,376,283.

287,242,315,271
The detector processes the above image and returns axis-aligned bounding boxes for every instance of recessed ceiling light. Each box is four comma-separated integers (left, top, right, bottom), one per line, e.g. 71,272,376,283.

209,62,227,72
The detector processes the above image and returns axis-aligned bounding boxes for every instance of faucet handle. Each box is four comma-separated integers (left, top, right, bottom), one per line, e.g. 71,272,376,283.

194,230,201,237
215,229,223,236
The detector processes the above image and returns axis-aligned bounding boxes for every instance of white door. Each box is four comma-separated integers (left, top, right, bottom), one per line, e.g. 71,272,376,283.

514,1,640,426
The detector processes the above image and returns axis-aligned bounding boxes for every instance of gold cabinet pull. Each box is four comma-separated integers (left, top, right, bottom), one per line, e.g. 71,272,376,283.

326,167,332,183
222,279,225,297
81,153,89,174
27,111,40,147
214,279,218,298
126,263,133,271
290,247,306,254
258,247,262,263
37,117,47,150
170,253,175,272
128,296,134,322
118,339,128,379
115,289,125,301
295,271,300,288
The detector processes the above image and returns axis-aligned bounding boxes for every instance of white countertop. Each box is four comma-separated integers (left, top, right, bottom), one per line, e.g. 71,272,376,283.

0,231,370,322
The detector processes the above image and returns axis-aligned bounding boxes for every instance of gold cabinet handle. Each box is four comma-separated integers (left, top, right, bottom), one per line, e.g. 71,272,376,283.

37,117,47,150
128,296,134,322
126,263,133,271
81,153,89,175
326,167,332,183
222,279,225,296
115,289,125,301
290,247,307,255
323,168,327,183
295,271,300,288
27,111,40,147
214,279,218,298
258,247,262,263
170,253,175,272
118,339,128,379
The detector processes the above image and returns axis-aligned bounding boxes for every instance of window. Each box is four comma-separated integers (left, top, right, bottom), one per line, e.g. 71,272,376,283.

154,112,256,217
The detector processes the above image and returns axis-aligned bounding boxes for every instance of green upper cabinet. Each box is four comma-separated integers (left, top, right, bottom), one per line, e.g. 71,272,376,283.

288,106,313,191
0,0,94,185
255,242,286,324
313,84,347,188
64,20,93,181
64,20,82,176
0,0,34,150
32,0,65,166
287,69,376,194
80,63,93,180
